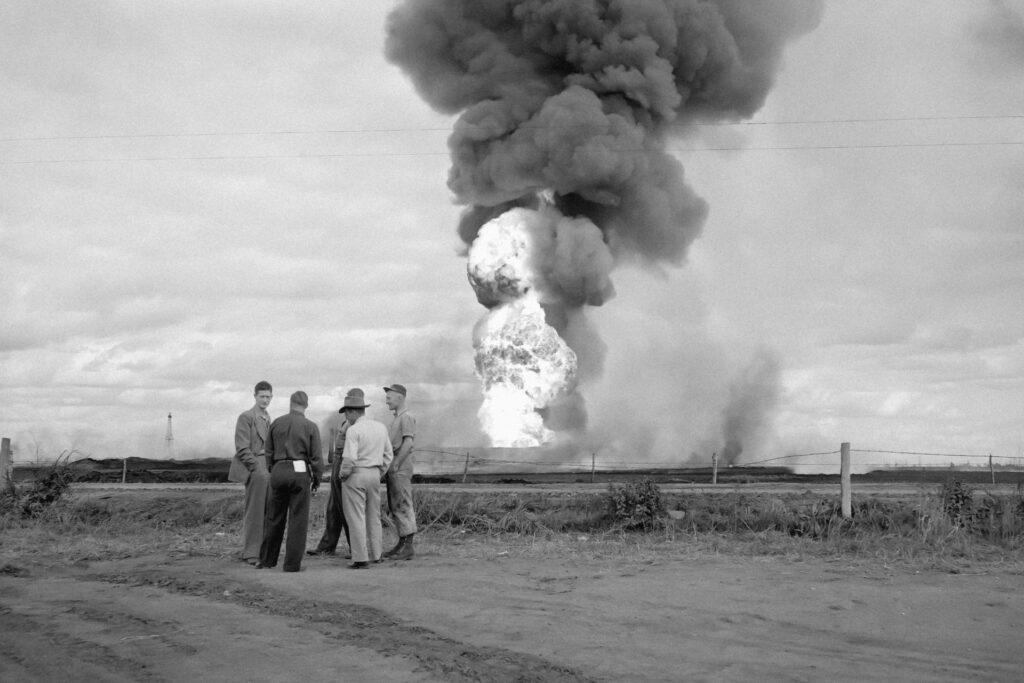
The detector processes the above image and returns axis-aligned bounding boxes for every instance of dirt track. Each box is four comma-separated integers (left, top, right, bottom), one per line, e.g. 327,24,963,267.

2,540,1023,682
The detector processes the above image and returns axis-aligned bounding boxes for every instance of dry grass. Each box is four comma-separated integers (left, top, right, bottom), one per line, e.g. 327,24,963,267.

1,481,1022,576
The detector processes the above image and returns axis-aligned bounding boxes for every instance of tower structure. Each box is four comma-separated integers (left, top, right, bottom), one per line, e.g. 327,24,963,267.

165,412,175,458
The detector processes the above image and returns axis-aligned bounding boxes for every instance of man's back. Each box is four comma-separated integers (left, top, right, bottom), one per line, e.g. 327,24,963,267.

267,411,323,476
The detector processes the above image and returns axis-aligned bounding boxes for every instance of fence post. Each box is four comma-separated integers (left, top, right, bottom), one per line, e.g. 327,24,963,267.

1,437,14,494
711,451,718,485
122,457,127,484
989,453,994,485
462,451,470,484
840,442,851,519
590,452,595,483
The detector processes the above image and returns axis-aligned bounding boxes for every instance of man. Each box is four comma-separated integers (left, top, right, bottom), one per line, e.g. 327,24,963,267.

230,380,273,565
382,383,417,560
258,390,323,572
339,389,393,569
307,389,360,558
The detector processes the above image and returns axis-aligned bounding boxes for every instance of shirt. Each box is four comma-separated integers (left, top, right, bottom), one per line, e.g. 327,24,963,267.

340,415,394,474
388,408,416,452
264,409,324,479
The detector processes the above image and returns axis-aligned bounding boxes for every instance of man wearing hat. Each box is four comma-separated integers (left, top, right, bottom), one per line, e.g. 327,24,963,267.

339,389,393,568
382,383,418,560
257,390,323,572
307,389,360,558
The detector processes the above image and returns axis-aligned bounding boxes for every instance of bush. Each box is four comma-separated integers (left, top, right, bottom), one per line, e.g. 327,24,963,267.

606,479,666,531
1,457,74,519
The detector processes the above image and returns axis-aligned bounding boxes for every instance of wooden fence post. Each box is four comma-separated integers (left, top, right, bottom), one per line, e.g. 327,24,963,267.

590,452,595,483
462,451,470,484
989,454,994,485
711,451,718,485
1,438,14,494
840,442,851,519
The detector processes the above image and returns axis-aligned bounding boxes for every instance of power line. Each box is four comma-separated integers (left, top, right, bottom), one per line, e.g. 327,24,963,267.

2,113,1021,143
3,139,1022,166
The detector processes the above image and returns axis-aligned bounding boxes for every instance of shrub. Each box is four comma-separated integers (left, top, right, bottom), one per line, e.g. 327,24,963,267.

941,478,973,528
606,479,666,531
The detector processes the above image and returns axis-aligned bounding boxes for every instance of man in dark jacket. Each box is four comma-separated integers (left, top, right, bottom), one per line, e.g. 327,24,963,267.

257,390,323,572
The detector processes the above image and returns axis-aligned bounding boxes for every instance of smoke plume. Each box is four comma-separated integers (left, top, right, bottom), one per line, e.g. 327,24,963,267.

720,348,782,465
386,0,822,446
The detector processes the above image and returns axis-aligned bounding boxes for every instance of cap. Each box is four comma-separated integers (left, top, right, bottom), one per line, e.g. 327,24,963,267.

290,391,308,407
383,383,407,397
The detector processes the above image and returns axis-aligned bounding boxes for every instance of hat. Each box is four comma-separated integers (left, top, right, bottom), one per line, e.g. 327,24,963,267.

290,390,308,407
339,387,369,411
383,383,407,397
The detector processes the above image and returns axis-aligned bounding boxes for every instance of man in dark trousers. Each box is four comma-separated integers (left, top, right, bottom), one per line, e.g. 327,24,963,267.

257,390,323,572
307,389,361,558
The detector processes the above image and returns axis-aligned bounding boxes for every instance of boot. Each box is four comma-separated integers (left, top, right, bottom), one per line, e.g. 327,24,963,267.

391,534,414,561
382,536,405,559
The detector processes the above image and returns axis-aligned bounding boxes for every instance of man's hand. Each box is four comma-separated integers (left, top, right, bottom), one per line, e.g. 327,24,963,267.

310,475,320,494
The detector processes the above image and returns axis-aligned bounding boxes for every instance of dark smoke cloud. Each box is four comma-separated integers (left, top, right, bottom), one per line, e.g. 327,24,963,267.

386,0,823,262
386,0,820,442
720,348,782,465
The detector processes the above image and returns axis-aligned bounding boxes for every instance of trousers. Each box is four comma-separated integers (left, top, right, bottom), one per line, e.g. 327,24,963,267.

259,461,312,571
240,458,270,560
313,465,349,553
385,462,417,537
342,467,382,563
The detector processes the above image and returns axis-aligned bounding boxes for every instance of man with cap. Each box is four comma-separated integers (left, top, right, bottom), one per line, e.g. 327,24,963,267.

307,389,360,558
339,389,393,568
382,383,418,560
230,380,273,566
257,390,323,572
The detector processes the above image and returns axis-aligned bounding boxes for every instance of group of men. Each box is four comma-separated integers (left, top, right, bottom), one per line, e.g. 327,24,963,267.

230,380,417,572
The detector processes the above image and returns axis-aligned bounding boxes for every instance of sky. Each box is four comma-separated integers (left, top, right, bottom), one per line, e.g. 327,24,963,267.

2,1,1023,474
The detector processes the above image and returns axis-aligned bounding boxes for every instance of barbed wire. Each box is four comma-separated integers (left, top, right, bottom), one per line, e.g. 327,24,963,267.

410,445,1024,476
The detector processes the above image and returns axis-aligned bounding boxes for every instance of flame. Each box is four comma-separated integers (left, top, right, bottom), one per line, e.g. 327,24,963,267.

468,211,578,446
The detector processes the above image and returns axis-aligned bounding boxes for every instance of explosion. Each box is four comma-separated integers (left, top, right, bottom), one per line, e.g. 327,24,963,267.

386,0,822,447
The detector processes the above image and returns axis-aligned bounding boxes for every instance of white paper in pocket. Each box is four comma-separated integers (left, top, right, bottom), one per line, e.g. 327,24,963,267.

293,460,307,473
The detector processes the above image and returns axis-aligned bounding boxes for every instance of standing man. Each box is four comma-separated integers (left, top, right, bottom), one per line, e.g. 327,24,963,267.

382,383,417,560
307,389,360,558
258,391,323,572
231,380,273,566
339,389,393,569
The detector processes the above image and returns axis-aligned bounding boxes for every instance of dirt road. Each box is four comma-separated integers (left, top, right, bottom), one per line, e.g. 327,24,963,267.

2,540,1022,682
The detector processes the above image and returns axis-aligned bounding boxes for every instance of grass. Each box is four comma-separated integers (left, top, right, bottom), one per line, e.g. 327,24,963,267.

1,478,1022,575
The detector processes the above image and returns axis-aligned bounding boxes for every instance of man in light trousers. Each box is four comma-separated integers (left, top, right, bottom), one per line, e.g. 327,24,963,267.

382,383,417,560
339,390,393,569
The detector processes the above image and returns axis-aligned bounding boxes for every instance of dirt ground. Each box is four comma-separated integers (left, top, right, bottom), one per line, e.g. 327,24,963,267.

2,532,1023,683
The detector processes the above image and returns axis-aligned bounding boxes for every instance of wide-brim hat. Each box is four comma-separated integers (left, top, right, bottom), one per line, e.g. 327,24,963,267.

339,387,369,411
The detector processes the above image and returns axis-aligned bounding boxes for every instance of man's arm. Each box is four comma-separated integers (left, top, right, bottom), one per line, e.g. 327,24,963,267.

382,433,395,474
339,427,357,480
234,413,258,471
391,435,414,472
263,421,276,471
309,425,324,479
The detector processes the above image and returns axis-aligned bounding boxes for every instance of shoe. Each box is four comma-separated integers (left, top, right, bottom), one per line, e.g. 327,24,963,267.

348,561,369,569
382,538,404,559
372,558,384,564
254,562,269,569
244,558,259,566
391,536,414,561
306,549,335,557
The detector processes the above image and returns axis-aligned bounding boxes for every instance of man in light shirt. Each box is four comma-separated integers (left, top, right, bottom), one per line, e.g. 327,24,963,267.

339,389,393,569
382,383,417,560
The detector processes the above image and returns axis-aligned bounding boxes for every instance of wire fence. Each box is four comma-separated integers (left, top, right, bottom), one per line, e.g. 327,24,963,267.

411,444,1024,481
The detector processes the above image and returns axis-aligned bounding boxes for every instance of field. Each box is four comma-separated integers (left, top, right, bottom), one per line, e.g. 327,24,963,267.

1,480,1023,682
